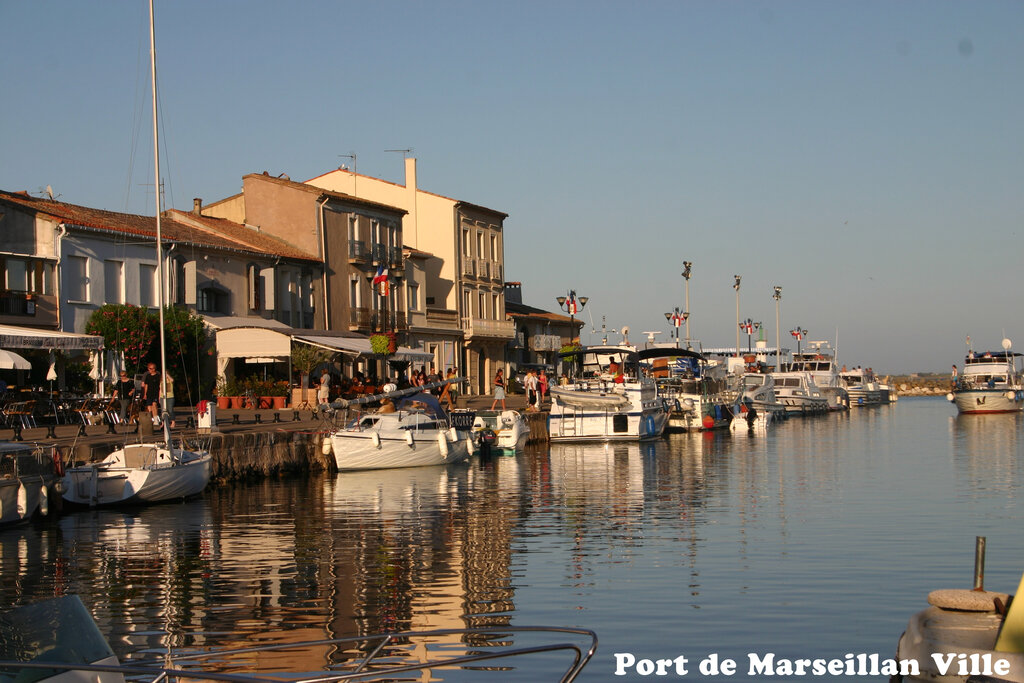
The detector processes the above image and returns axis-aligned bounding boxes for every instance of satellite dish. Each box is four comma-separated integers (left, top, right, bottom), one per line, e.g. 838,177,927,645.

1002,338,1012,351
621,326,630,343
45,185,54,200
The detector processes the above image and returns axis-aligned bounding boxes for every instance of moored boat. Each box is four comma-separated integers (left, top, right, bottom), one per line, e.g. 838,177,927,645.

730,372,787,431
770,370,829,415
785,342,849,411
0,442,62,526
840,366,884,407
62,443,211,507
472,409,530,455
639,347,734,432
549,346,667,442
948,340,1024,414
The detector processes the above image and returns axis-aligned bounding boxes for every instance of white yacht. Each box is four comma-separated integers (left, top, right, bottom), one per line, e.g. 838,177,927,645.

948,339,1024,414
785,342,849,411
731,373,787,430
769,370,829,415
839,366,884,407
638,347,733,431
549,346,668,442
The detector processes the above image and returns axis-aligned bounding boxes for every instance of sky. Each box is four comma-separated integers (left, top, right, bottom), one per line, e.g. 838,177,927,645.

2,0,1022,373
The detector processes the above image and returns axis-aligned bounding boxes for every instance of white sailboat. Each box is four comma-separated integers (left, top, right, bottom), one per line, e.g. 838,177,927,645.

62,0,211,507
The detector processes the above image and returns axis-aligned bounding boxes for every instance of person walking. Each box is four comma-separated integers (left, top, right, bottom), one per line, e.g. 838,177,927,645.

112,370,136,424
538,369,549,407
490,368,507,410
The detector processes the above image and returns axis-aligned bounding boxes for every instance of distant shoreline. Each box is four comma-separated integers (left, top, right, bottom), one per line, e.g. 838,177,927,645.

885,374,949,397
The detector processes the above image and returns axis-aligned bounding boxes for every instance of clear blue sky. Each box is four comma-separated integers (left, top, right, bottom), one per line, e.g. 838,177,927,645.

3,0,1021,373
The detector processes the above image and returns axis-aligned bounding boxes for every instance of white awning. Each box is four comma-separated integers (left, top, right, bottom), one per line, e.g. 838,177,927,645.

293,335,433,361
0,324,103,350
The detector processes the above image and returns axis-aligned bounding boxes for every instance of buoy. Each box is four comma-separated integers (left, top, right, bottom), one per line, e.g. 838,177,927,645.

321,437,333,455
702,414,715,429
405,431,414,447
39,486,49,517
371,432,382,449
946,392,955,402
437,432,450,459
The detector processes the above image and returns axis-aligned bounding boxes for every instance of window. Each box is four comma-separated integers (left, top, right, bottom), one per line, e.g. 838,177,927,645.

139,263,157,307
478,291,486,318
104,260,124,304
5,258,28,291
462,289,471,317
492,293,499,320
408,282,419,312
477,231,485,259
198,285,227,313
65,255,88,301
462,228,471,257
491,234,499,261
172,257,185,305
349,276,360,309
348,215,358,242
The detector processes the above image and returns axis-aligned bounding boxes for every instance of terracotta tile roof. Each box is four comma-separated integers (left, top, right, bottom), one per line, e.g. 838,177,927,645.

0,189,318,263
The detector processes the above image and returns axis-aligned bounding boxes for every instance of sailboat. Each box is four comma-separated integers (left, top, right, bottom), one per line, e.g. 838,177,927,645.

61,0,211,507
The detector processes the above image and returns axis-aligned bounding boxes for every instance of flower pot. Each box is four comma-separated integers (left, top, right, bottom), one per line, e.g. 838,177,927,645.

272,396,286,409
259,396,272,409
230,396,245,409
217,396,231,410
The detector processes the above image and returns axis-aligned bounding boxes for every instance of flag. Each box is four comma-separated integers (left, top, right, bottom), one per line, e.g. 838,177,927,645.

672,312,683,327
567,293,578,315
373,264,389,296
791,329,803,341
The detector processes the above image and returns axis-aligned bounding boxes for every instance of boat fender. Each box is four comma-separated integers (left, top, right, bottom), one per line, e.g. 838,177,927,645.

946,393,954,402
321,437,333,455
53,477,67,494
466,436,475,456
1006,391,1017,401
449,427,458,441
16,483,28,517
39,486,49,516
405,431,415,447
371,432,382,449
438,432,450,459
645,415,655,436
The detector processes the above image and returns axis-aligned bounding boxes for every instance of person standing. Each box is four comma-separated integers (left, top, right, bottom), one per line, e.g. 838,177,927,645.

951,364,959,388
162,372,176,429
318,369,331,406
490,368,506,410
524,368,539,412
112,370,136,424
142,362,162,426
538,369,549,407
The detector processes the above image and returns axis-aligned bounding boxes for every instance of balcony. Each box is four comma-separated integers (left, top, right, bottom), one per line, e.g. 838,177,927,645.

349,307,370,330
530,334,563,351
460,258,476,278
348,240,369,263
371,242,387,265
388,246,404,273
0,291,58,327
463,317,515,341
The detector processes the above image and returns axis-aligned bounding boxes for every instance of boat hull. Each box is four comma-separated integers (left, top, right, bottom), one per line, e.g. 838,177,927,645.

330,432,471,470
951,389,1024,414
548,404,667,442
62,446,211,507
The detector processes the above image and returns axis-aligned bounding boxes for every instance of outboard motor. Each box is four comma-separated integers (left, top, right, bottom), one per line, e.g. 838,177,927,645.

478,428,497,458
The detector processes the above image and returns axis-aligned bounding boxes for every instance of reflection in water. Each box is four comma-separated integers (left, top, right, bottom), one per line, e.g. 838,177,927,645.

3,400,1024,682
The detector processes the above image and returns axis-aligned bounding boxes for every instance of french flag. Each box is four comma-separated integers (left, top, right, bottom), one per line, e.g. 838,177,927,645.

791,329,803,340
373,264,389,296
568,293,578,315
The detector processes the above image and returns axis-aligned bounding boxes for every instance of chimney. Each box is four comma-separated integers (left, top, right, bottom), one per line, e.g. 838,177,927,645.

504,282,523,304
192,198,202,215
405,157,418,246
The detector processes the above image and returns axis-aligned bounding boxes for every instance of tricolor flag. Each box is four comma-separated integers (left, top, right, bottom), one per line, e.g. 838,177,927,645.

791,329,803,341
672,312,684,327
567,292,579,315
742,321,754,334
373,264,389,296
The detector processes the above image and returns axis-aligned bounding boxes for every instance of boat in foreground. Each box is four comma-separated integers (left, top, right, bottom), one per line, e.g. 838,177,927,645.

0,442,62,525
326,392,473,470
62,443,211,507
948,340,1024,414
548,346,667,442
472,409,530,455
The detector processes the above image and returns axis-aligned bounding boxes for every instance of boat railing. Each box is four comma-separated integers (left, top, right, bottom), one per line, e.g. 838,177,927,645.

0,626,597,683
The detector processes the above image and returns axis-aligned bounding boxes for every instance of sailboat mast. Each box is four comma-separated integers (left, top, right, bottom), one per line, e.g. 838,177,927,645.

149,0,170,435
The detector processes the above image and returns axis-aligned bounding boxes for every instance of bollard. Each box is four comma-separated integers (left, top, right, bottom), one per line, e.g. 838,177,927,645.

107,418,117,434
254,413,262,424
46,424,57,439
273,412,281,423
78,424,87,437
293,411,300,422
233,413,240,425
12,423,23,442
974,536,986,591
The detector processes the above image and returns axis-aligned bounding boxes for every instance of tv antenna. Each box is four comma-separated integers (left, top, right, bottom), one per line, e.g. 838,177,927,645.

385,148,413,158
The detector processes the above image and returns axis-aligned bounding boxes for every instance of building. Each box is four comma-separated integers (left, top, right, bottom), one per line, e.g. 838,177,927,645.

503,282,582,378
306,158,514,395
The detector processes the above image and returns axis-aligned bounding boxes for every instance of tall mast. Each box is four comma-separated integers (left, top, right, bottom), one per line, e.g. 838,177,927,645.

149,0,170,441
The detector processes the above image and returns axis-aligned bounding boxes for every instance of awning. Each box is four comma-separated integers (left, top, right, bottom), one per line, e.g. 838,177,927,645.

0,324,103,350
293,335,433,362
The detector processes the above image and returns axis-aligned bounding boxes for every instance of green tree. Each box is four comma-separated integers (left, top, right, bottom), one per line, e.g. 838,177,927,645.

291,343,334,406
156,306,210,404
85,304,157,377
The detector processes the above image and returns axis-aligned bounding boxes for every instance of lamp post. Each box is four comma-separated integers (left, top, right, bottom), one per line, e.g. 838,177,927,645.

556,290,588,344
682,261,692,347
739,318,760,354
773,286,782,370
665,308,687,347
790,326,807,357
733,275,741,357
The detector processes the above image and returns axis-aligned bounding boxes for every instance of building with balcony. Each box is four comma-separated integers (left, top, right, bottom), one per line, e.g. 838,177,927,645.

307,159,513,395
503,282,582,378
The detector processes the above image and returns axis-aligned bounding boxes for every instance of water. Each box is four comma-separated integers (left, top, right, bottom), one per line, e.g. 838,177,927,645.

3,397,1024,681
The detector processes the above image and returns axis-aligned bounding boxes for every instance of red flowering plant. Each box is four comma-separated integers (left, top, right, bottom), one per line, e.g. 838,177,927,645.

86,304,157,377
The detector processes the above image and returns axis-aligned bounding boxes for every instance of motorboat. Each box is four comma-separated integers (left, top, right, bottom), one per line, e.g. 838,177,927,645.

839,366,884,406
730,373,786,431
948,340,1024,414
0,595,125,683
325,392,474,470
0,442,62,526
639,347,734,431
62,443,211,507
548,346,667,442
472,409,530,455
769,370,829,415
784,342,849,411
1,626,596,683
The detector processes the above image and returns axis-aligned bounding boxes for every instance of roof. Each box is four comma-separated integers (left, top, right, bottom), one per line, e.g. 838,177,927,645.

0,190,319,263
506,300,580,325
243,172,407,216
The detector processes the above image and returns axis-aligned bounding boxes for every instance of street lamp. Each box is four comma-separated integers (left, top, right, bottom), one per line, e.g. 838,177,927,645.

556,290,588,343
665,308,687,347
773,286,782,370
739,318,760,354
790,326,807,357
682,261,692,345
733,275,741,357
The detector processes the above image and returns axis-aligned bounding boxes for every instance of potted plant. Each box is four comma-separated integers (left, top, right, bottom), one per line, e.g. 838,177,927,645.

270,380,289,409
215,376,232,410
291,343,333,409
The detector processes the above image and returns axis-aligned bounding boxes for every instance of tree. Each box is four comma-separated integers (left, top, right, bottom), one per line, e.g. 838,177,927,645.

85,304,157,377
157,306,210,403
291,343,334,406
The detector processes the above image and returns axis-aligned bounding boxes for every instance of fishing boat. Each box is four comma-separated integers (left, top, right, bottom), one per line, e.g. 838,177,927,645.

548,346,667,442
639,347,734,431
325,391,474,470
947,339,1024,414
839,366,884,406
769,370,829,415
785,342,849,411
472,409,531,455
62,0,211,508
0,442,62,526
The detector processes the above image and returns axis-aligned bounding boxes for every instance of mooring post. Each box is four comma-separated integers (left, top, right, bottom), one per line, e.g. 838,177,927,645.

974,536,986,591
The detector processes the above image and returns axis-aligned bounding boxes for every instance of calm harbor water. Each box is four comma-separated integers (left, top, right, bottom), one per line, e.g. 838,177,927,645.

3,396,1024,681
